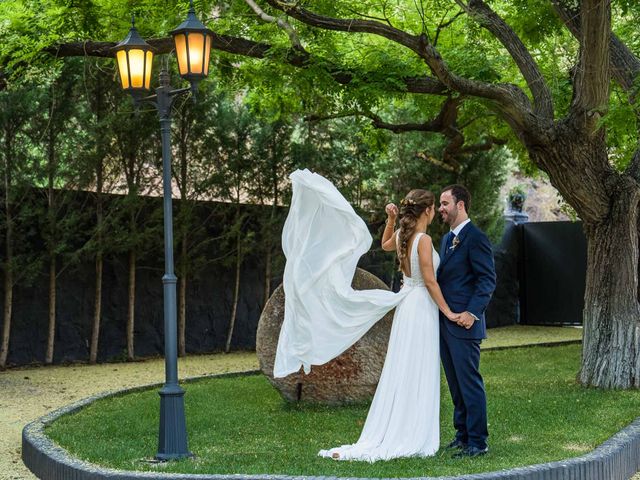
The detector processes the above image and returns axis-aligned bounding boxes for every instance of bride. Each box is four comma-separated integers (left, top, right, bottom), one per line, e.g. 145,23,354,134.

274,169,460,462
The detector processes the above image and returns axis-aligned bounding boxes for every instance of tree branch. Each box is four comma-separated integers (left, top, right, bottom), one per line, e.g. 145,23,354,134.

263,0,535,132
416,36,533,130
342,6,394,27
263,0,422,52
244,0,303,49
571,0,611,130
41,35,448,96
416,151,458,172
305,108,445,134
459,136,508,153
43,34,273,59
306,96,463,134
551,0,640,101
307,111,443,133
626,147,640,182
433,9,464,47
306,96,505,172
458,0,554,119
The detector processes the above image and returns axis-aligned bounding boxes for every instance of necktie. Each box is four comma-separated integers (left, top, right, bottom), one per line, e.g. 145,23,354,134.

444,231,454,256
447,231,455,249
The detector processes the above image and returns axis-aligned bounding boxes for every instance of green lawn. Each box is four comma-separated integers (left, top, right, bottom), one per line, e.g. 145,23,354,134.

482,325,582,349
46,344,638,478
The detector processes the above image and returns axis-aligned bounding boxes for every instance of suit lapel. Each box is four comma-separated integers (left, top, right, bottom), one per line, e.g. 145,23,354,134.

439,222,473,271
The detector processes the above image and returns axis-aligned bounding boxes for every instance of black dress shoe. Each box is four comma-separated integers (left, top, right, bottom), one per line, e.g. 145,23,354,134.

452,445,488,459
446,439,467,450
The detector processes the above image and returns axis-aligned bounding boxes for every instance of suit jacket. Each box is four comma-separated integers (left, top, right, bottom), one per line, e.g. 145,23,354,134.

437,222,496,340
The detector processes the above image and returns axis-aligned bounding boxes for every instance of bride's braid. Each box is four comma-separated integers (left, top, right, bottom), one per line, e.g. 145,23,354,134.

397,189,435,269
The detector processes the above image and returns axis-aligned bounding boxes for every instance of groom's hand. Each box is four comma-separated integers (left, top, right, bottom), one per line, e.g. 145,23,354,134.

457,312,475,329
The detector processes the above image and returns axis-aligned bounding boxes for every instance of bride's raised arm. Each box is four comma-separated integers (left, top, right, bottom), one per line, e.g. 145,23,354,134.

418,235,460,322
381,203,399,251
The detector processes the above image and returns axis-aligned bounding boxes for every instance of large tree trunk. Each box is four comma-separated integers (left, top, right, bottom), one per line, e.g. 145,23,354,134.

529,129,640,389
580,190,640,388
45,257,56,364
127,249,136,361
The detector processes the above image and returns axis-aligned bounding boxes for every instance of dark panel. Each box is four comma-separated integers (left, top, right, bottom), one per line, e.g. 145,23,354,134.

521,222,586,325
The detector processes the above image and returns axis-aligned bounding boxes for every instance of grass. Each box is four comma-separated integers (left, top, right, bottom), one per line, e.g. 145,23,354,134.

481,325,582,349
45,343,639,478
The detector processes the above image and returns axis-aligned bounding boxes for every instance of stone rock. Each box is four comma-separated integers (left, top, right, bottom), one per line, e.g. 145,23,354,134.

256,268,394,405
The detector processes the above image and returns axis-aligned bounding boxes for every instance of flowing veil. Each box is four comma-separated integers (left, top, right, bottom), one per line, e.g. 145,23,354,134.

274,169,410,378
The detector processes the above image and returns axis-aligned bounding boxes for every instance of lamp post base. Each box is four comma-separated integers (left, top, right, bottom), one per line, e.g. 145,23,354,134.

156,384,192,460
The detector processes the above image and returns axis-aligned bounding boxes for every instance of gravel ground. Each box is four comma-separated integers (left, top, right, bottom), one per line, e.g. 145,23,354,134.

1,327,636,480
0,351,258,480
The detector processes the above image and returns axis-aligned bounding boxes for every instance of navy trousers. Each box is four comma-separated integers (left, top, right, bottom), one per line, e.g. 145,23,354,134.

439,319,488,449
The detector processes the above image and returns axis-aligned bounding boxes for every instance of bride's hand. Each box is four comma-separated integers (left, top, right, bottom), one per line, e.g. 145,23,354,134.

446,311,461,322
385,203,398,219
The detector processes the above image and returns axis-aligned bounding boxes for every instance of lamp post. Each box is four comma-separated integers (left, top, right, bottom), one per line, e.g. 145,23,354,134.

112,1,212,461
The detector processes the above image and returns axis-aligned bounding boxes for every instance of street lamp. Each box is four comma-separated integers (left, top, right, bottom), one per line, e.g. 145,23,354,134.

113,0,212,461
114,16,154,97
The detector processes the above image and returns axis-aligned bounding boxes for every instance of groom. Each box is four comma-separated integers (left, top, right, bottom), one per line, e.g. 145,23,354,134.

437,185,496,458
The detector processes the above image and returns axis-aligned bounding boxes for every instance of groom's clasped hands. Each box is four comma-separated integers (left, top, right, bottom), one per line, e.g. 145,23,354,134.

445,310,476,329
451,311,475,329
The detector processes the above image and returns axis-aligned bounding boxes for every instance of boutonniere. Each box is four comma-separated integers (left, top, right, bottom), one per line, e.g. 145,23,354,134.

449,236,460,251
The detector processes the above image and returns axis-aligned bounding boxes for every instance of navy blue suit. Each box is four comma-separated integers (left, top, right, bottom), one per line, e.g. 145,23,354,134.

437,221,496,449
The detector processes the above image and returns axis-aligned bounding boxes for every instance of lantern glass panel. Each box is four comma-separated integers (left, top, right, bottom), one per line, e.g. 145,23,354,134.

144,51,154,88
116,50,130,89
187,32,205,74
203,35,211,75
127,49,147,88
174,33,189,75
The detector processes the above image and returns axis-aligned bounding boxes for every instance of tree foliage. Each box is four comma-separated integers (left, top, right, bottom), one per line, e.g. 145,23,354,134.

0,0,552,368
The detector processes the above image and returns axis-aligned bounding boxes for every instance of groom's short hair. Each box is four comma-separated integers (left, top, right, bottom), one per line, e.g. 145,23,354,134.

442,184,471,213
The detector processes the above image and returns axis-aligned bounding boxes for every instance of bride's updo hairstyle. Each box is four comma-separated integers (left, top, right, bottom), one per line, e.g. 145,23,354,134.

397,189,435,268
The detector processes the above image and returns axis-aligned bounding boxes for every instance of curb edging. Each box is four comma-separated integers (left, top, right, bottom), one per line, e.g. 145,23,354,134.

22,370,640,480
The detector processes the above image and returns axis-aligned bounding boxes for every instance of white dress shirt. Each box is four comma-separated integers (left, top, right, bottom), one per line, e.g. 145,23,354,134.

450,218,471,237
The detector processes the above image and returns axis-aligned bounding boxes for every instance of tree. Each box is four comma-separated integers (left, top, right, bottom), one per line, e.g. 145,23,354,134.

211,95,256,353
32,62,85,364
4,0,639,387
76,57,123,364
244,119,293,307
0,85,42,368
109,95,159,361
236,0,639,388
84,60,111,364
172,82,222,356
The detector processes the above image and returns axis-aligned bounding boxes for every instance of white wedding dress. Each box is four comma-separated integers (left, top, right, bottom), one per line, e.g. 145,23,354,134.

274,169,440,461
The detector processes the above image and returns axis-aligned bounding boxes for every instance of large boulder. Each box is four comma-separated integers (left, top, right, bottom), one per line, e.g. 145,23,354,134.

256,268,394,405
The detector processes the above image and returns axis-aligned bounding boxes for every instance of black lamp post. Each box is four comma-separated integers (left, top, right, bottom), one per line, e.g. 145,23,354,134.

113,1,212,461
